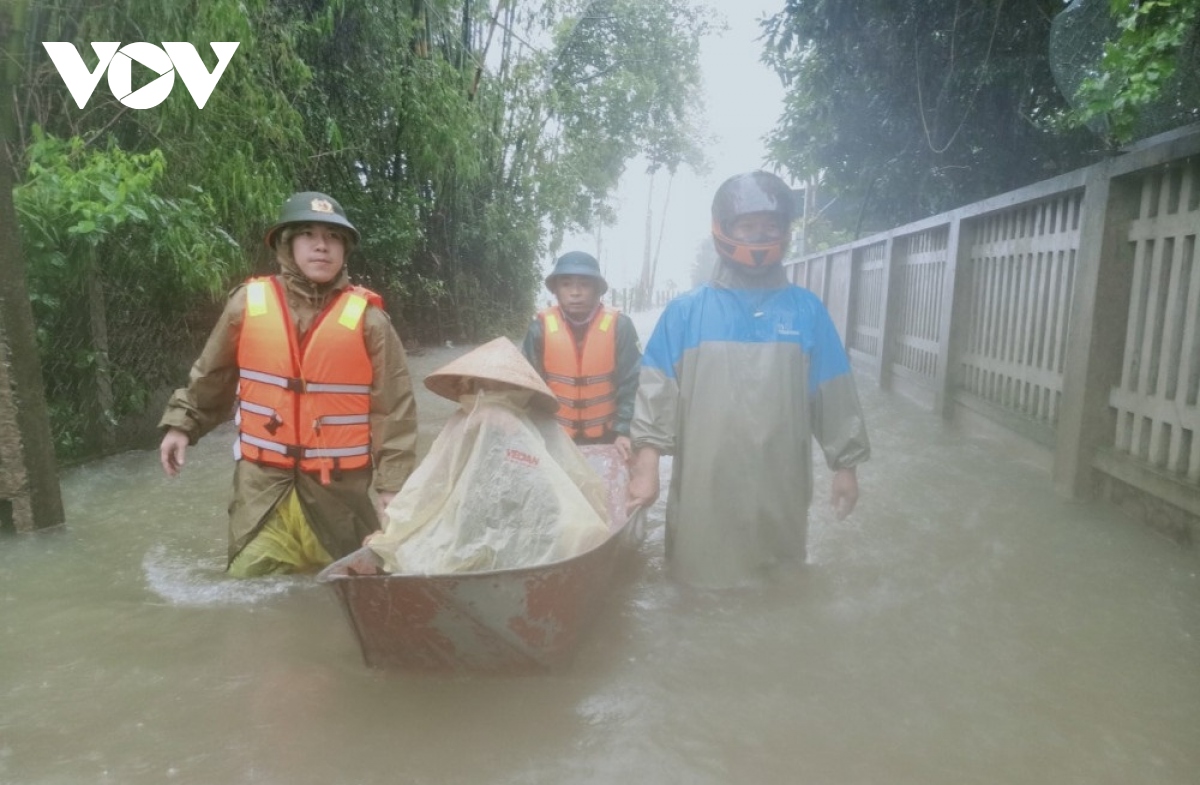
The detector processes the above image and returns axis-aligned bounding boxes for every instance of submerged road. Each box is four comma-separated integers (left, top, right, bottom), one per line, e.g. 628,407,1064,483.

1,306,1197,785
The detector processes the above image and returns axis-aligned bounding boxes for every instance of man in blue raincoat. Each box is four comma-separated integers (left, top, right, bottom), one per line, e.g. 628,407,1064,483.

625,171,870,588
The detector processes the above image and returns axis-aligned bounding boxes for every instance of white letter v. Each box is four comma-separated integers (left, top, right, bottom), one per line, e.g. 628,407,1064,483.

163,42,240,109
42,42,120,109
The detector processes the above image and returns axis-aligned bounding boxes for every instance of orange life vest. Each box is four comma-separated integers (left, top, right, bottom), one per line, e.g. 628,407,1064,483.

539,305,618,439
235,276,380,484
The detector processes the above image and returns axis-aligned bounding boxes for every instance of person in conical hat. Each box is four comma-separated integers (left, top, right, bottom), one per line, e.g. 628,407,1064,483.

521,251,642,462
158,190,418,577
364,335,612,569
425,337,559,414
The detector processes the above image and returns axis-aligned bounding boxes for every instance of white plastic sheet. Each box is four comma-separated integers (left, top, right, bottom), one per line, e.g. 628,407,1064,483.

368,390,610,574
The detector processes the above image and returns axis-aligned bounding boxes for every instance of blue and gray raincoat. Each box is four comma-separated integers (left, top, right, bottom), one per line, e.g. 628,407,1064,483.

631,262,870,587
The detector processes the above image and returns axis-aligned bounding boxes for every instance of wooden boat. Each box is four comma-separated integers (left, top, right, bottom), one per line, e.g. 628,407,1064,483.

317,445,642,672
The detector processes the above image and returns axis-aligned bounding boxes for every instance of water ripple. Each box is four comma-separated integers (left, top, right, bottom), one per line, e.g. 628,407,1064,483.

141,544,307,606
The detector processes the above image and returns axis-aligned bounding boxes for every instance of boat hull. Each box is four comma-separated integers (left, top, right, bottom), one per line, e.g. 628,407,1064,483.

317,445,635,672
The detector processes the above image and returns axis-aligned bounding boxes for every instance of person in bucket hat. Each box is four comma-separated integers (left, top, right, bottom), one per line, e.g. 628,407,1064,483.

625,171,870,589
158,190,418,577
521,251,642,462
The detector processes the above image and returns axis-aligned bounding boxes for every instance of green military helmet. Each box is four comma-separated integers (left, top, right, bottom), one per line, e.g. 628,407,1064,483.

545,251,608,296
264,191,360,248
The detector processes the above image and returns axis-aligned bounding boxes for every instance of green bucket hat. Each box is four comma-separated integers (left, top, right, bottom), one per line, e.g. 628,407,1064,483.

545,251,608,296
264,191,360,248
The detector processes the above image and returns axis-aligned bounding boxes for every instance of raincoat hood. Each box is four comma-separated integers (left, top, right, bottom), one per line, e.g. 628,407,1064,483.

712,257,788,290
276,239,352,307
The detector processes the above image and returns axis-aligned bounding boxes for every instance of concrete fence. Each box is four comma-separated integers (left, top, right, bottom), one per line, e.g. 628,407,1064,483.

787,123,1200,544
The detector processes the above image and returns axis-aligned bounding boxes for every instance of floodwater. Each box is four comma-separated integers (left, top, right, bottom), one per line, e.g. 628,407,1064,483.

2,308,1198,785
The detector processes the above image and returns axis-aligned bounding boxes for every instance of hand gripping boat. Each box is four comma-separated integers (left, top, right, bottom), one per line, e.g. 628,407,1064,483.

318,446,643,673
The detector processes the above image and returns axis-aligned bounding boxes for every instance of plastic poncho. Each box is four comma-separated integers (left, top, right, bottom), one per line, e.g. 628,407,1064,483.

368,389,611,574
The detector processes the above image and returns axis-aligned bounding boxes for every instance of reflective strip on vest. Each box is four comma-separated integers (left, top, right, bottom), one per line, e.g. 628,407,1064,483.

240,368,296,390
555,412,613,430
545,371,613,387
303,445,371,459
236,276,376,481
238,400,280,419
539,305,619,440
240,432,292,457
305,382,371,394
314,414,370,427
239,435,370,459
559,391,616,409
238,370,369,395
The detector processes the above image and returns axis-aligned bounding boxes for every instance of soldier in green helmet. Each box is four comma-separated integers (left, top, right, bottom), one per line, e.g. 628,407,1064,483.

159,192,418,577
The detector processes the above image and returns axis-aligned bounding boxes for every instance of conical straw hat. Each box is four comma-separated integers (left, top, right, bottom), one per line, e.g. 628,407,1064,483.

424,337,560,413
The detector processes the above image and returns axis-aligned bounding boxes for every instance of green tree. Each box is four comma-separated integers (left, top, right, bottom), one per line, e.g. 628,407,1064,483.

13,131,237,457
19,0,311,250
9,0,710,461
0,0,65,529
762,0,1098,233
1052,0,1200,143
544,0,711,233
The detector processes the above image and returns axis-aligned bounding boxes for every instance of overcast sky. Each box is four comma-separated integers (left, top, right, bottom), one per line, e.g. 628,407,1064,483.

554,1,787,294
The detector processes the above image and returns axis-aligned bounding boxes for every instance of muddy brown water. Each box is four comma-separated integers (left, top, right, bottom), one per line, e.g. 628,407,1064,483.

2,311,1197,785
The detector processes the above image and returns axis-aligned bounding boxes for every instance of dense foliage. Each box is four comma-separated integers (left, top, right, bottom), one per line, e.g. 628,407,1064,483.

761,0,1198,235
1055,0,1200,142
3,0,708,459
7,0,1193,462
